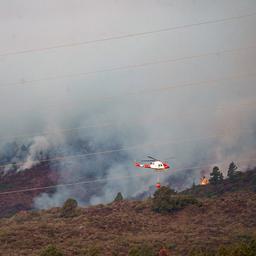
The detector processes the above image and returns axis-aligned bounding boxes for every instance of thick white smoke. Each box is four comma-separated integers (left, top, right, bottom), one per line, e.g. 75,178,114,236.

18,136,50,171
0,0,255,208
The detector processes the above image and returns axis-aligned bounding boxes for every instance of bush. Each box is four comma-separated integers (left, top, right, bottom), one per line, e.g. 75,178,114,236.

226,239,256,256
85,246,101,256
40,244,63,256
60,198,78,218
152,186,200,213
155,186,177,197
189,238,256,256
128,243,154,256
189,248,214,256
114,192,123,202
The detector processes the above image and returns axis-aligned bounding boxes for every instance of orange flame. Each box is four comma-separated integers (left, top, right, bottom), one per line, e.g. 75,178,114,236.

200,176,209,185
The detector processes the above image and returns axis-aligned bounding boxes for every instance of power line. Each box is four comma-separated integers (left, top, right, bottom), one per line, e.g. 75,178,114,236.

0,96,256,144
0,122,113,142
0,158,254,195
3,71,255,114
91,72,256,101
0,127,253,170
1,45,255,88
0,12,255,57
0,173,152,195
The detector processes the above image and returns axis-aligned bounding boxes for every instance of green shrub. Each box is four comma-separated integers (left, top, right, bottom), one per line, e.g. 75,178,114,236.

189,248,214,256
155,186,176,197
128,243,154,256
40,244,63,256
167,243,177,250
60,198,78,218
190,238,256,256
85,246,101,256
229,239,256,256
152,186,200,213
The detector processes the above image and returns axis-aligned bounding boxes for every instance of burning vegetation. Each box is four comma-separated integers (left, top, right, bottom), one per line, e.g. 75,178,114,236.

200,176,209,185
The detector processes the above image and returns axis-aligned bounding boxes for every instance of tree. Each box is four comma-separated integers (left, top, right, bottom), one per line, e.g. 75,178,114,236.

152,186,176,213
227,162,238,179
60,198,78,218
152,187,201,213
209,166,223,185
152,186,200,213
114,192,123,202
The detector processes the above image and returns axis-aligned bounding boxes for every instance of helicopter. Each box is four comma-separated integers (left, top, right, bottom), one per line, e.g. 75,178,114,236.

134,156,171,189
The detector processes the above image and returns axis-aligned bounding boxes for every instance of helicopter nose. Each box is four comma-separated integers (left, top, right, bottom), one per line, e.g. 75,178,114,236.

164,163,170,169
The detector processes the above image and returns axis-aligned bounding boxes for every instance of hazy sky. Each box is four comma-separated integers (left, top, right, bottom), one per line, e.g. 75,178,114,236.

0,0,256,206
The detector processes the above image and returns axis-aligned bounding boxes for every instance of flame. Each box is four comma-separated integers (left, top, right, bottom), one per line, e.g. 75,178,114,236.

200,176,209,185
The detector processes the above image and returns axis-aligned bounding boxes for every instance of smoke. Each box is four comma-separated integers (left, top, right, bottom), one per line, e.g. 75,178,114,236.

0,0,256,208
18,136,50,171
33,189,72,209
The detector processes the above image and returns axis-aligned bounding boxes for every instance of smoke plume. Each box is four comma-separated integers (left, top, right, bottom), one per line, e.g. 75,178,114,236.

0,0,255,208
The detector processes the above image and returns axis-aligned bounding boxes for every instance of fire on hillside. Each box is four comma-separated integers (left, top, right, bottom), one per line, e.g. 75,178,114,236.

200,176,209,185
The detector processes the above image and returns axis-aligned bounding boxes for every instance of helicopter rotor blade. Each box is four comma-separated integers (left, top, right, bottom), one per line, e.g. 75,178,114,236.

147,156,159,161
163,157,175,160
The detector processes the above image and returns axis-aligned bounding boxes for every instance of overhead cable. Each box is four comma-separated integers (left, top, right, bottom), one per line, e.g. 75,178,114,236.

0,127,253,170
1,45,255,88
0,12,255,57
0,158,254,195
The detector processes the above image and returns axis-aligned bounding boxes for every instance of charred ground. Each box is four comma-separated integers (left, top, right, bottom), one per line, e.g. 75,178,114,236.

0,163,59,217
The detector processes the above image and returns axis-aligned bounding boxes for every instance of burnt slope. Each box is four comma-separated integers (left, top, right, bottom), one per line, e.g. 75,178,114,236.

0,163,59,217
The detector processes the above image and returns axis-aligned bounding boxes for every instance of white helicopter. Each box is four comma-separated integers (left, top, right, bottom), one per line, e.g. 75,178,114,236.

134,156,171,188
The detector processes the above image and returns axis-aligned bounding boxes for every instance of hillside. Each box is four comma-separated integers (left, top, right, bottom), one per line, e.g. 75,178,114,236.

0,138,128,217
0,166,255,219
183,167,256,197
0,185,256,255
0,163,59,217
0,163,104,218
0,168,256,255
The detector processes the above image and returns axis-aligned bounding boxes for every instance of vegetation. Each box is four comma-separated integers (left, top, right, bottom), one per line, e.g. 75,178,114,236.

114,192,124,202
227,162,238,180
83,246,101,256
190,238,256,256
39,245,63,256
184,166,256,198
152,186,200,213
60,198,78,218
0,187,255,255
209,166,224,185
0,168,256,255
0,183,14,191
128,243,154,256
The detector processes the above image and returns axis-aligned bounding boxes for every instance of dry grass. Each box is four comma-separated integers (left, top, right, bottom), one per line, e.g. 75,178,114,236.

0,191,255,255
